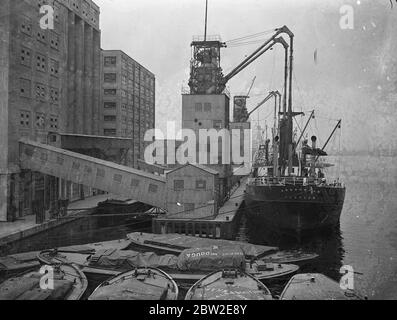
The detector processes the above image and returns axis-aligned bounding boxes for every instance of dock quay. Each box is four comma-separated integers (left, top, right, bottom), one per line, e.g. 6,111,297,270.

152,177,247,240
0,194,123,255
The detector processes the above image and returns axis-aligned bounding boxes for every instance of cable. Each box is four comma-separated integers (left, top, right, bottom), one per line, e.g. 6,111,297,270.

225,29,275,44
227,38,272,48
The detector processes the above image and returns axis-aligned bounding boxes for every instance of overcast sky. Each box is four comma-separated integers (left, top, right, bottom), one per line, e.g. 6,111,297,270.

95,0,397,152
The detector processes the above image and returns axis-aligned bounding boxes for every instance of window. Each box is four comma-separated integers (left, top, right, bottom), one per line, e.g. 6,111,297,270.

49,59,59,76
213,120,222,129
96,168,105,178
122,73,128,83
195,103,202,112
104,115,116,122
174,179,184,190
50,32,60,50
36,29,46,43
49,115,58,130
71,0,80,10
104,73,116,83
20,18,32,36
35,83,46,100
82,1,90,18
104,102,116,109
20,110,31,128
36,53,47,72
50,87,59,104
113,174,122,183
20,79,31,98
204,103,212,112
20,47,31,67
35,112,46,130
196,180,207,190
40,153,48,162
131,179,140,187
104,89,116,96
104,56,116,67
148,184,158,193
104,129,117,136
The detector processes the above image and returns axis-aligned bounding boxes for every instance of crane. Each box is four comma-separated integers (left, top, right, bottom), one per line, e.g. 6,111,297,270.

219,26,295,174
244,91,281,121
246,76,256,98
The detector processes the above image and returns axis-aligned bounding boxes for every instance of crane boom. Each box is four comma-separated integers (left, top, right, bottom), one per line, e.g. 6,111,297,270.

247,91,276,119
246,76,256,98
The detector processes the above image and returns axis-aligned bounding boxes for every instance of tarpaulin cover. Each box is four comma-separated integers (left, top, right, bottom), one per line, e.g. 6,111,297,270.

88,249,179,270
190,286,270,300
177,246,246,272
128,232,278,258
89,279,167,300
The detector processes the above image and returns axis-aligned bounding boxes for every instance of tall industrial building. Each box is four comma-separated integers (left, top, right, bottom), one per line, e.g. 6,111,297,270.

101,50,155,166
0,0,101,221
181,37,233,203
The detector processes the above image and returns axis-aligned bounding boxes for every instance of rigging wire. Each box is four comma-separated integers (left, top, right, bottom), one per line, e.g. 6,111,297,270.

225,29,275,44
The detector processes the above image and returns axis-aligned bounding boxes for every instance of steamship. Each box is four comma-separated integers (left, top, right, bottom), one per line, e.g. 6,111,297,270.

244,113,346,235
242,26,346,234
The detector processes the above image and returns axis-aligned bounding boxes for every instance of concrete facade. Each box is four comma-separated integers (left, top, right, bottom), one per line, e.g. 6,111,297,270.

101,50,155,167
20,139,167,209
181,93,232,202
165,164,219,219
0,0,101,221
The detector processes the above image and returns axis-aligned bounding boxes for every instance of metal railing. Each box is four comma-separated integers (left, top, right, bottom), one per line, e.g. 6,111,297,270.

248,176,344,187
181,85,231,97
192,35,223,42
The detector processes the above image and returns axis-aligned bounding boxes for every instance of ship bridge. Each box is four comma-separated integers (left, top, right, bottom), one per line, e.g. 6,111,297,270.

19,139,167,209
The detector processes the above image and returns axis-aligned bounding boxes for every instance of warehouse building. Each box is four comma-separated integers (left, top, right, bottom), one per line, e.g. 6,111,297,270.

0,0,102,221
101,50,156,167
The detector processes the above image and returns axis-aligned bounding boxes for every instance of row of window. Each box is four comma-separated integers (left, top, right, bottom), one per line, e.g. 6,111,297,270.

173,179,207,191
58,0,99,25
19,110,58,130
103,122,154,137
20,18,60,51
21,47,60,77
20,79,59,104
195,102,212,112
103,101,154,112
107,88,154,103
104,56,155,86
104,76,154,91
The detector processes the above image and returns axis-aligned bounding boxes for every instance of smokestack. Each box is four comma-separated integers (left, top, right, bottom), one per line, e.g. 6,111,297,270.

311,136,317,150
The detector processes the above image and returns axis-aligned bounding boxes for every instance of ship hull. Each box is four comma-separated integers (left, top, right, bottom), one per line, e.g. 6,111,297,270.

244,184,345,234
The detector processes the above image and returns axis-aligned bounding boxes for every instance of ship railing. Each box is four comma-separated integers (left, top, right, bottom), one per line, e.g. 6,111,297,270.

192,35,223,42
248,176,344,187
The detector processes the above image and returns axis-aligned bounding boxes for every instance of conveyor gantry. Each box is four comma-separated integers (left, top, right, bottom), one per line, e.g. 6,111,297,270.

19,139,167,209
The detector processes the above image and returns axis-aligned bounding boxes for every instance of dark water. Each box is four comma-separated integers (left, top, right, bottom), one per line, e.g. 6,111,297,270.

2,156,396,299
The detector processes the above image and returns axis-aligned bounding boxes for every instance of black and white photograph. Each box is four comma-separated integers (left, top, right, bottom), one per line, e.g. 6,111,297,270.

0,0,396,307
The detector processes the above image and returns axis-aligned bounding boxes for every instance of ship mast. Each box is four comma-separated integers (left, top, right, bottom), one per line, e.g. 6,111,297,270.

204,0,208,41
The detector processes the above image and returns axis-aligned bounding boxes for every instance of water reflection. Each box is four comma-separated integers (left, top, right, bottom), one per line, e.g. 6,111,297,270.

242,213,345,281
0,214,151,256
